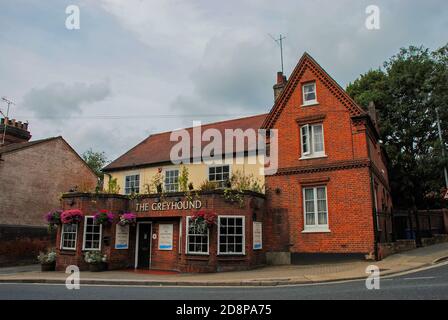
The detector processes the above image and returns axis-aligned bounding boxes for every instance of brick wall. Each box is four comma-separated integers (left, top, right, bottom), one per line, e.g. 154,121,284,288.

264,58,388,259
56,191,266,273
0,225,55,266
0,137,98,227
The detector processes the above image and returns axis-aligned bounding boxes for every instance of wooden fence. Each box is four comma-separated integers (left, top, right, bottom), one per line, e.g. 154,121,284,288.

375,209,448,246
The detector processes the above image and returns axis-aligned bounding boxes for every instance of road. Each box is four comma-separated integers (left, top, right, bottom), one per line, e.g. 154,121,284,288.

1,262,448,300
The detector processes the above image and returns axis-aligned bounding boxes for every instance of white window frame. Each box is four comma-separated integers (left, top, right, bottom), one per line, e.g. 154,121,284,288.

217,215,245,255
185,216,209,255
302,82,318,106
164,168,179,192
124,173,140,194
82,216,102,251
208,164,231,188
300,123,326,159
60,223,78,251
302,186,330,233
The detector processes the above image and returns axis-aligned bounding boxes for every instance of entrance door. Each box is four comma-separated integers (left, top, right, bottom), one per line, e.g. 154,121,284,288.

137,223,152,269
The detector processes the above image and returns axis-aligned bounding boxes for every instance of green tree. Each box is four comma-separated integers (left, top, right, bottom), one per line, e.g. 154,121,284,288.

82,149,108,178
347,44,448,209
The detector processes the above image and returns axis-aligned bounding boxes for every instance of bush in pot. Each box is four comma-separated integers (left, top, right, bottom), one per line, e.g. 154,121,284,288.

37,249,56,271
84,251,107,272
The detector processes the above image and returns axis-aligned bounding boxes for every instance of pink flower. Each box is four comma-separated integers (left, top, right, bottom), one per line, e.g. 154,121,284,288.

61,209,83,224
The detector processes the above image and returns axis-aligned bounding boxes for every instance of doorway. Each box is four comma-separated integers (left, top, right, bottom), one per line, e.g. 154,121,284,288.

135,222,152,269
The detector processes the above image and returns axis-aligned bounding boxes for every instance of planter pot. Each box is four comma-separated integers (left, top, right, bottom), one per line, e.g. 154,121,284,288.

88,262,106,272
41,262,56,272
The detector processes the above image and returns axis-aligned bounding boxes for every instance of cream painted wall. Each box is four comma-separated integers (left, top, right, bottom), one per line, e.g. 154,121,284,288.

103,155,265,195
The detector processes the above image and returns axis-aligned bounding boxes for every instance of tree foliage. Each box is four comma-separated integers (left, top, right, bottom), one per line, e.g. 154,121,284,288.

347,44,448,209
82,149,108,178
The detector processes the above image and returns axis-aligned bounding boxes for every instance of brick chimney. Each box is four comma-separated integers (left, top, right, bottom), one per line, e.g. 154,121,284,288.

273,71,287,101
367,101,380,132
0,117,32,146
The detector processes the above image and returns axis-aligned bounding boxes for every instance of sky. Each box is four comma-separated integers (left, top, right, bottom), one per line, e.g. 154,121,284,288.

0,0,447,162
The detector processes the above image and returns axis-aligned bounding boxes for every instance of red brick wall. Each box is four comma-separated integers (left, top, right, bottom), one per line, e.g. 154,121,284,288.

0,225,54,267
56,192,266,272
56,194,129,271
150,220,181,271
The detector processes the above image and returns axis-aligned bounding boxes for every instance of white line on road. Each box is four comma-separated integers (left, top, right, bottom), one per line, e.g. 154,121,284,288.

403,276,435,281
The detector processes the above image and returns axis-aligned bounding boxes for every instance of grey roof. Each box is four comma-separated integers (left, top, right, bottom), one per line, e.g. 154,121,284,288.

0,137,60,155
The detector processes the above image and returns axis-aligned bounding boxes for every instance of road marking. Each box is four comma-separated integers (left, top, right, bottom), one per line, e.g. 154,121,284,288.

403,276,435,281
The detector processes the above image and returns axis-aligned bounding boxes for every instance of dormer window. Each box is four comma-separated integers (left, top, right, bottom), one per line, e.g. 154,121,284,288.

302,82,317,106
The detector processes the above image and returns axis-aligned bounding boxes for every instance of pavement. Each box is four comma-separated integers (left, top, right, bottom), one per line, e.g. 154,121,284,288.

0,242,447,287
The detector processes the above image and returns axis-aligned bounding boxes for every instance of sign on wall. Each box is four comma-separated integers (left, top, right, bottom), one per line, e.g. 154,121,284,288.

158,224,173,250
115,224,130,249
136,200,202,212
253,222,262,250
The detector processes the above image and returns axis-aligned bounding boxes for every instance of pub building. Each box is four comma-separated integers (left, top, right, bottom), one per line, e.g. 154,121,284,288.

55,53,392,272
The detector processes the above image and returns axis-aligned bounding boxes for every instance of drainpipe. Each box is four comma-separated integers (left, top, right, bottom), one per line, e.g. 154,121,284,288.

370,171,379,260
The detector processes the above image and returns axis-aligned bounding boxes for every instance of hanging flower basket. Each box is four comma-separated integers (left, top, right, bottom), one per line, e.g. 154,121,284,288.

94,210,114,226
118,213,137,226
60,209,83,224
191,210,217,233
44,209,62,230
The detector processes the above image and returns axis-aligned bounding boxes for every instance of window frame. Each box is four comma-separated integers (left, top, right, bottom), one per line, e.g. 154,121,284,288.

82,216,103,251
217,215,246,255
124,173,140,194
208,164,231,188
302,82,318,106
60,223,78,251
185,216,210,255
300,123,326,159
164,168,180,192
302,186,330,233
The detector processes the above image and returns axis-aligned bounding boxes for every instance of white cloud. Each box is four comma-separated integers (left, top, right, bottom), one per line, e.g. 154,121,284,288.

22,80,111,118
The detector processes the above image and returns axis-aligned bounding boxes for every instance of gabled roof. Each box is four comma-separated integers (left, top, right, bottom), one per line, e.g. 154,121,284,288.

103,113,268,172
262,52,366,129
0,136,98,177
0,137,60,154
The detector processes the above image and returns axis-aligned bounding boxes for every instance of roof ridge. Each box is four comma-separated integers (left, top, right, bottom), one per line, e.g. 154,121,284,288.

149,113,269,137
262,52,365,129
